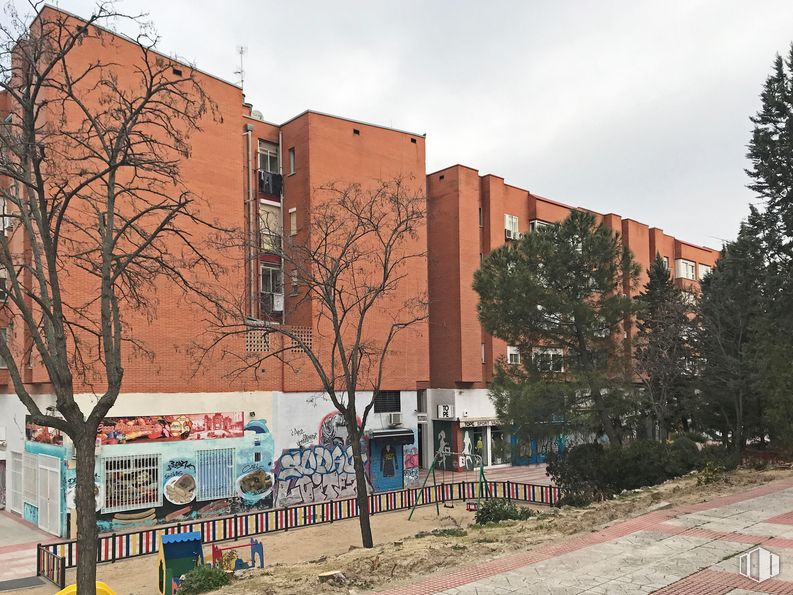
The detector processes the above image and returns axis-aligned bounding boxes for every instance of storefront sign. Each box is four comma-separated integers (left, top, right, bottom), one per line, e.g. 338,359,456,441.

436,404,455,419
96,412,245,445
460,418,499,428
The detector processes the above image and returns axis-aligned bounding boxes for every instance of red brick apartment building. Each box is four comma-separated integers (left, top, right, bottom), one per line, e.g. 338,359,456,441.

425,166,718,468
0,6,716,537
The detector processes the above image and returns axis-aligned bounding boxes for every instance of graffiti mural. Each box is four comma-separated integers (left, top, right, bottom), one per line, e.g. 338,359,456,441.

433,421,453,470
403,446,419,487
274,443,361,507
274,411,370,507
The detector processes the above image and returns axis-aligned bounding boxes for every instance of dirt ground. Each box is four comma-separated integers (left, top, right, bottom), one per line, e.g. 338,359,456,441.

22,466,793,595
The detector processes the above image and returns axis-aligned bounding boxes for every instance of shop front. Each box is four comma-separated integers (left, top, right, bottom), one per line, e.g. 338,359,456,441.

367,428,415,492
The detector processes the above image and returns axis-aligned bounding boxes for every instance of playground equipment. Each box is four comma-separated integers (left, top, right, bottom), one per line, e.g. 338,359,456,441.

211,538,264,571
56,582,116,595
158,531,204,595
408,450,491,520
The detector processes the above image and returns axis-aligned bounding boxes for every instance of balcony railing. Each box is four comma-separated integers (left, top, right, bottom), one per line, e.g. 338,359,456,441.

258,170,283,198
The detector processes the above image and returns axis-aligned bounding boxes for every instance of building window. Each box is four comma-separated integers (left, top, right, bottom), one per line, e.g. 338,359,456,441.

663,256,670,269
675,259,696,281
289,208,297,236
481,343,485,364
533,348,564,373
260,266,283,315
417,390,427,413
507,346,521,365
698,264,712,280
289,269,299,295
529,220,552,233
478,207,483,226
374,390,401,413
504,214,519,239
103,454,161,513
258,140,279,174
258,203,281,252
288,148,295,175
196,448,235,501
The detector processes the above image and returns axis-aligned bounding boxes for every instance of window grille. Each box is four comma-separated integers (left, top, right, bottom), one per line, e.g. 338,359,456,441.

245,328,270,353
374,390,401,413
10,451,23,513
22,452,37,505
196,448,235,501
103,454,161,513
290,327,313,352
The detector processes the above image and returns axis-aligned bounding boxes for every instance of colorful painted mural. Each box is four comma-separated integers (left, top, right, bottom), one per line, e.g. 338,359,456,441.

26,419,65,445
370,440,402,492
403,446,419,487
273,411,370,508
433,420,453,470
96,412,245,445
68,416,277,533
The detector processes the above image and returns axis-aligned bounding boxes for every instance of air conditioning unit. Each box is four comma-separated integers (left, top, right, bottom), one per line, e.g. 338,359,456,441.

387,412,403,428
416,413,428,424
504,229,513,240
514,232,523,240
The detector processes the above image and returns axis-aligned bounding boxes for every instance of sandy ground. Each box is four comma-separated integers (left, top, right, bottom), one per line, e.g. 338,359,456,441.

18,466,793,595
20,503,476,594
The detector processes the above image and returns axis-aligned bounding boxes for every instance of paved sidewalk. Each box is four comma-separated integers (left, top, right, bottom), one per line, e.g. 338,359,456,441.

0,512,59,582
376,478,793,594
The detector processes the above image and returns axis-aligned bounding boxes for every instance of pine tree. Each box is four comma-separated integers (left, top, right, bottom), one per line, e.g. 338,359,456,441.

634,256,694,442
474,210,639,447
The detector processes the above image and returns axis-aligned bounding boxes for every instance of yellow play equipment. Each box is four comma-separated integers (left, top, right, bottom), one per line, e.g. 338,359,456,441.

55,581,116,595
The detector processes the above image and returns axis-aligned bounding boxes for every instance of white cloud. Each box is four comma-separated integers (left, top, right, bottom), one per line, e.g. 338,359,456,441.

16,0,793,246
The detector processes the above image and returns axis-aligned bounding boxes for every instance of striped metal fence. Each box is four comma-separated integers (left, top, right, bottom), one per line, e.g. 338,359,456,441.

39,479,559,575
36,544,66,588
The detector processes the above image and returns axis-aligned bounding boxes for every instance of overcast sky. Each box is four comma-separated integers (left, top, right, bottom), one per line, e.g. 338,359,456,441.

18,1,793,247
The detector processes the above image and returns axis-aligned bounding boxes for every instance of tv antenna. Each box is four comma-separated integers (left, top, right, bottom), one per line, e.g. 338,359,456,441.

235,45,248,89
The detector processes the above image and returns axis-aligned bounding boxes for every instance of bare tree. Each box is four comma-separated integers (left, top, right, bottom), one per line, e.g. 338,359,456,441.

203,178,427,548
0,3,217,591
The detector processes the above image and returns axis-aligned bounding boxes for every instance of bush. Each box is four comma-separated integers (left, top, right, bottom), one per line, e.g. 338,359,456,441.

668,436,702,477
546,443,613,506
474,498,533,524
177,565,231,595
696,462,726,485
610,440,672,490
700,444,739,471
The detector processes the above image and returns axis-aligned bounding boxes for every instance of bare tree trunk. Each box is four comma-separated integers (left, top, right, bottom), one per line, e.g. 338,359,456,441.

74,435,98,595
347,417,373,548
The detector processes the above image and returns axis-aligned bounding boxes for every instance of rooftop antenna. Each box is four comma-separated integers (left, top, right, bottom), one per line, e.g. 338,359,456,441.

235,45,247,89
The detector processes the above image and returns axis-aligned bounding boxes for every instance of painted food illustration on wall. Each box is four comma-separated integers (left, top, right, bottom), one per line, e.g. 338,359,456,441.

164,474,196,505
236,469,273,503
96,412,245,445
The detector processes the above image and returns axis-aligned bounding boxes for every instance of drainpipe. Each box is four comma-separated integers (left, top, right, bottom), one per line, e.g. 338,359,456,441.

243,125,255,318
278,129,286,326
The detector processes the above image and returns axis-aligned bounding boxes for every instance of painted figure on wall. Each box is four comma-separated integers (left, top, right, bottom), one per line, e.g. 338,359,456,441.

381,443,397,477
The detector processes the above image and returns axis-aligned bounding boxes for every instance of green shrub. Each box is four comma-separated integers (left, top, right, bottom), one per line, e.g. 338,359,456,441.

667,436,702,476
696,461,726,485
610,440,671,490
177,565,231,595
700,445,739,470
546,443,612,506
474,498,533,524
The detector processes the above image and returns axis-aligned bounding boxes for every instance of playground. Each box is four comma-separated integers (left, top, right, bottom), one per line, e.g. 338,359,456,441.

21,503,476,594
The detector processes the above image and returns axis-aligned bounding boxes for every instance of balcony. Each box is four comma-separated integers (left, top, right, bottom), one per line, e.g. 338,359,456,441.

260,232,282,254
258,170,283,199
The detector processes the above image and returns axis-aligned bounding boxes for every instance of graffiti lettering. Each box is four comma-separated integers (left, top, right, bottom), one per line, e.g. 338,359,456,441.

165,459,196,474
274,444,368,508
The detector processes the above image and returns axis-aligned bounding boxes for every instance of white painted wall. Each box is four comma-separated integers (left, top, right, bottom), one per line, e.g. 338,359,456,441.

271,390,420,454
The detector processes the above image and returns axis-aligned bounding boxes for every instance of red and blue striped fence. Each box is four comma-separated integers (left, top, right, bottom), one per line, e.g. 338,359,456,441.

38,479,558,583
